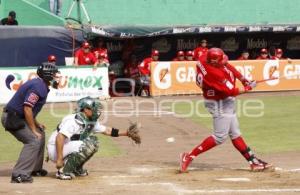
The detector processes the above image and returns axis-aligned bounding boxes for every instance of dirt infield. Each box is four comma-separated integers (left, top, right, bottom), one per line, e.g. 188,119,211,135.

1,92,300,194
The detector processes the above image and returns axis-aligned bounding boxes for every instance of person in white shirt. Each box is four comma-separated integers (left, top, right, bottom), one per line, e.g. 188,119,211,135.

47,96,140,180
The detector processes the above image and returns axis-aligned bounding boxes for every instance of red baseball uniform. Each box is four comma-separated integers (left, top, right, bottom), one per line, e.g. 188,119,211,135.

196,55,241,100
193,47,208,60
75,49,97,65
139,57,152,75
93,48,108,60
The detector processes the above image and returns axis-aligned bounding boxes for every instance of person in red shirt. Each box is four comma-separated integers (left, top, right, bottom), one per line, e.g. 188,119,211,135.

270,48,286,60
179,48,272,173
256,48,269,60
93,39,109,61
75,42,98,67
237,50,250,60
193,39,208,60
173,51,185,61
138,50,159,96
185,50,194,61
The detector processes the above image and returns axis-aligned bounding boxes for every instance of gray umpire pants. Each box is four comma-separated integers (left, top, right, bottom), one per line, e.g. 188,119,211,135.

1,112,45,177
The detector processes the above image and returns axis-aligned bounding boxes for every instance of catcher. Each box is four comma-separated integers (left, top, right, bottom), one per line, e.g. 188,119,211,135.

47,96,141,180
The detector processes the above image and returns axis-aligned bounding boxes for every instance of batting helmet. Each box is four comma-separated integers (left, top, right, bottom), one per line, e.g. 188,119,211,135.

37,62,59,82
177,51,184,57
77,96,103,122
260,48,268,54
207,48,224,65
185,51,193,56
275,48,283,54
48,55,56,62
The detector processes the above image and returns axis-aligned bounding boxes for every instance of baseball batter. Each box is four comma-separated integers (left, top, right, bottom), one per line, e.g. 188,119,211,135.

180,48,272,172
47,96,141,180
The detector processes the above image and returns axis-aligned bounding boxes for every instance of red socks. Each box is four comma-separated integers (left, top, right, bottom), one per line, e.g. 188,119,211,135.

231,136,252,161
188,136,217,159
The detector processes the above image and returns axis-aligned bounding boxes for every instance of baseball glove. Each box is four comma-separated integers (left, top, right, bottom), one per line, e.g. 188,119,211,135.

127,122,141,144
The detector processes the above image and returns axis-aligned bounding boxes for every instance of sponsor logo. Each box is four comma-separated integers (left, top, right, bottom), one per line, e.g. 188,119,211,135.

91,27,106,36
152,38,171,53
287,36,300,50
177,39,198,50
106,42,123,52
224,26,237,32
198,27,212,33
212,27,222,32
247,38,267,49
220,37,239,52
5,73,23,91
273,26,285,32
249,26,261,32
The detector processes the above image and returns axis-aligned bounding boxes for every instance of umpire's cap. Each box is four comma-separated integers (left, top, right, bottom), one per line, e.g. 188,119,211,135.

37,62,59,82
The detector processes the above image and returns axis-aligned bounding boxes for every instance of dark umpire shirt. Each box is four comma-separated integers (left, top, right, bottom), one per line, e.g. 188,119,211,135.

1,18,18,25
6,78,49,118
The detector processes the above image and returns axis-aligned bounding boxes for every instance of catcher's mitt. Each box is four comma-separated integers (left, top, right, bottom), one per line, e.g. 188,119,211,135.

127,122,141,144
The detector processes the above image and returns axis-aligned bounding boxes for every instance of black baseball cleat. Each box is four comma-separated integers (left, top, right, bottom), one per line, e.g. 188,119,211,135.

11,175,33,183
31,169,48,177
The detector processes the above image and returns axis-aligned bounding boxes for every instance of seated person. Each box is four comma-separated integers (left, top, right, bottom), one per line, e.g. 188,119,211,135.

1,11,18,25
173,51,185,61
185,51,194,61
256,48,269,60
75,42,98,67
97,52,110,67
48,55,57,64
237,50,250,60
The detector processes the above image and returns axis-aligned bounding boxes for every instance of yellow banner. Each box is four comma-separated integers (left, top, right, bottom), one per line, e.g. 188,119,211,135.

150,60,300,96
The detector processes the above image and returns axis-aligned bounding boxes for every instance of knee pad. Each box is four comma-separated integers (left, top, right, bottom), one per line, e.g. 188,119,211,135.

63,135,99,174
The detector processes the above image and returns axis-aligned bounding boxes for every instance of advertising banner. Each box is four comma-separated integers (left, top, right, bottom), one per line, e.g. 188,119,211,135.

0,66,109,104
150,60,300,96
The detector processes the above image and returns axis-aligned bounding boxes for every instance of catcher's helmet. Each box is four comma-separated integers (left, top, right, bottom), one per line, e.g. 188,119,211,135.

37,62,59,82
77,96,103,122
207,48,224,65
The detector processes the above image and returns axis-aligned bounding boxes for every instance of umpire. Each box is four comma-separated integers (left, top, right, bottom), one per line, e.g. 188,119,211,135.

1,63,59,183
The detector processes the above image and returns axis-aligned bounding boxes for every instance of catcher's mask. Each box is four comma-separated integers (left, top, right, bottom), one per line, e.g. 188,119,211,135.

76,96,103,122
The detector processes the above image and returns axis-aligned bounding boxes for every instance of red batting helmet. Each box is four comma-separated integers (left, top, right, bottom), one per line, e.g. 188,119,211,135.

48,55,56,62
260,48,268,54
185,50,193,56
207,48,224,65
275,48,283,54
177,51,184,57
151,50,159,56
82,42,90,49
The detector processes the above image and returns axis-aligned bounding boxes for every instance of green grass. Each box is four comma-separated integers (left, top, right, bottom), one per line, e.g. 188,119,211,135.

0,108,121,163
173,96,300,154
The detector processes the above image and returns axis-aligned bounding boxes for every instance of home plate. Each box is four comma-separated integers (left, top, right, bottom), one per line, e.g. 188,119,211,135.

216,177,251,182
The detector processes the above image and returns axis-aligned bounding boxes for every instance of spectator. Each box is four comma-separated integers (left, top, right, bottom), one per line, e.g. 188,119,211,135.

74,42,98,67
48,55,56,64
173,51,185,61
1,11,18,25
138,50,159,96
97,52,110,67
270,48,286,60
124,55,140,95
256,48,269,60
193,39,208,60
185,50,194,61
237,50,250,60
93,39,108,61
49,0,62,16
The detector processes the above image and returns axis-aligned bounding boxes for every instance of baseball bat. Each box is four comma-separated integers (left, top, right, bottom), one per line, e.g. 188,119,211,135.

256,72,300,83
